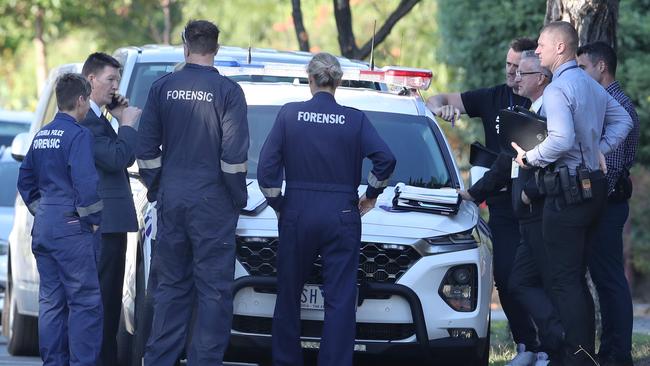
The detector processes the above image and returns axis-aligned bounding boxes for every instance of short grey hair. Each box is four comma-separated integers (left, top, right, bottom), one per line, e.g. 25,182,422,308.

520,50,552,79
307,53,343,88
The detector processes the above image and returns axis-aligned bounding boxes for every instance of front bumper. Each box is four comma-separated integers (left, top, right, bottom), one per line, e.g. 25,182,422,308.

229,276,487,359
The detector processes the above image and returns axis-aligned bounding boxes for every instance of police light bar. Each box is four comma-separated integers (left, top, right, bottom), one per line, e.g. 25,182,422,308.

215,60,432,90
383,67,433,90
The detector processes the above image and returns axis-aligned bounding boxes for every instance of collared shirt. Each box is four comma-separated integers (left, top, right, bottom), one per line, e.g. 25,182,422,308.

603,80,640,193
89,99,102,118
530,96,543,114
526,60,632,172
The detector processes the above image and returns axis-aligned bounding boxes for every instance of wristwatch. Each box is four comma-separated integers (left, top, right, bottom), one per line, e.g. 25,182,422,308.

521,153,529,167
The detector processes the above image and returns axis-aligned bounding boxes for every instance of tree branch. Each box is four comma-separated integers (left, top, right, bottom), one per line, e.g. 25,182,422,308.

356,0,420,60
291,0,310,52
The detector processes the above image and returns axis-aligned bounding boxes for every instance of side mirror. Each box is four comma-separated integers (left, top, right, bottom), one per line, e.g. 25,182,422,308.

11,132,31,162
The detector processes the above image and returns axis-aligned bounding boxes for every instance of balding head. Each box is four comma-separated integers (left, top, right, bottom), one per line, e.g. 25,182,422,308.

535,21,579,72
542,21,579,53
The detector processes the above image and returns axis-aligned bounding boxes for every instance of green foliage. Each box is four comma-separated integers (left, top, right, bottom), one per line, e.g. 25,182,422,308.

90,0,185,49
618,0,650,165
630,166,650,276
435,0,546,91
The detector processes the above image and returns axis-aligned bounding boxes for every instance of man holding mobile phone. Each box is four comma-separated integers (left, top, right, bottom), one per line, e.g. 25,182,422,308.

80,52,142,366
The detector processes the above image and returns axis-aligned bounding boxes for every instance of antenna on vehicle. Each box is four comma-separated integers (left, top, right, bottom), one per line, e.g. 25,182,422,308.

369,19,377,70
247,32,252,64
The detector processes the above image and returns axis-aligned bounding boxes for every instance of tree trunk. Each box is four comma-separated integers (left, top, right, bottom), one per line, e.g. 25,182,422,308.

333,0,359,59
291,0,310,52
161,0,171,45
545,0,619,49
333,0,420,60
33,6,47,95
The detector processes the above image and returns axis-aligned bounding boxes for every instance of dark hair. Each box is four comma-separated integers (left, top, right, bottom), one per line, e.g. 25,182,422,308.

510,37,537,52
541,21,579,54
55,73,91,111
82,52,121,77
183,20,220,55
577,41,617,76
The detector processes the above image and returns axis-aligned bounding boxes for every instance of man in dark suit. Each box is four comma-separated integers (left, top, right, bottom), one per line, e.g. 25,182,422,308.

81,52,142,366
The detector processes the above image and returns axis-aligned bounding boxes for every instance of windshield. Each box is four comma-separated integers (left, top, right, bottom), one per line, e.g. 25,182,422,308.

247,106,451,188
0,161,19,207
126,63,452,188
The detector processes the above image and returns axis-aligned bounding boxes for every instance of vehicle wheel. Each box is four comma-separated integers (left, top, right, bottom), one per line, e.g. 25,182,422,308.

3,253,39,356
130,240,154,366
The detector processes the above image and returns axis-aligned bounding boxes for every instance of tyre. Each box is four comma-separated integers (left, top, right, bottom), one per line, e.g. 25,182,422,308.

3,252,39,356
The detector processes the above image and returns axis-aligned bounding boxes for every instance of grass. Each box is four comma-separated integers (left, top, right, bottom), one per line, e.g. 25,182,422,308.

489,320,650,366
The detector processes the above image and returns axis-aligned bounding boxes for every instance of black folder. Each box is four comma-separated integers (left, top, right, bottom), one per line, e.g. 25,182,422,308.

498,107,547,155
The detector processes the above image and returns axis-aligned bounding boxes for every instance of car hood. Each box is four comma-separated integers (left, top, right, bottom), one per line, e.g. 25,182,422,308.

0,206,14,240
237,181,479,243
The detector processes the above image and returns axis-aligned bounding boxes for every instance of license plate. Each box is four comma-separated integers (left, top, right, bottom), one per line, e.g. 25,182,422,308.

300,284,325,310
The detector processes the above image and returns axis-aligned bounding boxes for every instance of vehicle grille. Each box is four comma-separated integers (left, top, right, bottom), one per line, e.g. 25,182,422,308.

236,238,422,284
232,315,415,341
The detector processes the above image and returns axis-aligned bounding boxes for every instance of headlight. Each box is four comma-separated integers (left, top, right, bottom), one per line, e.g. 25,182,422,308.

424,227,481,246
438,264,478,312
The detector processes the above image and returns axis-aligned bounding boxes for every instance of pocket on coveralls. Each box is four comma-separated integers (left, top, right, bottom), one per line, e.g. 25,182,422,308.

51,219,84,239
338,210,361,238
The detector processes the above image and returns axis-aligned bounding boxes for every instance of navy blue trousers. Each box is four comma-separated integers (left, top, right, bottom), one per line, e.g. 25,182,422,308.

588,199,633,364
144,191,238,366
32,206,103,366
272,189,360,366
488,205,538,349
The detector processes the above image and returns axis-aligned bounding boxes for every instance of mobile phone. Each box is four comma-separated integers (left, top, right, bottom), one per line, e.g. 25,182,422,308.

107,94,120,110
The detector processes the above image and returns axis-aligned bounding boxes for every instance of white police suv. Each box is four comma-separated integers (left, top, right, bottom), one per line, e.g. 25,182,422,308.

6,45,493,365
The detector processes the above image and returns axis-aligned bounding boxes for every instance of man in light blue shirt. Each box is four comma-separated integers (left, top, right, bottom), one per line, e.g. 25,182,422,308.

512,21,632,366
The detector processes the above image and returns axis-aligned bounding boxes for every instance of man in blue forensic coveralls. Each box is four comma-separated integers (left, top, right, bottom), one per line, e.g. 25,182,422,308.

17,73,103,366
80,52,142,366
258,53,396,366
136,19,249,366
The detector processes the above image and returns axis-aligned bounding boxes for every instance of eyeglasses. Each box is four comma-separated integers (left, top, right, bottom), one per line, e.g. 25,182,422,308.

516,70,542,78
180,29,186,44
